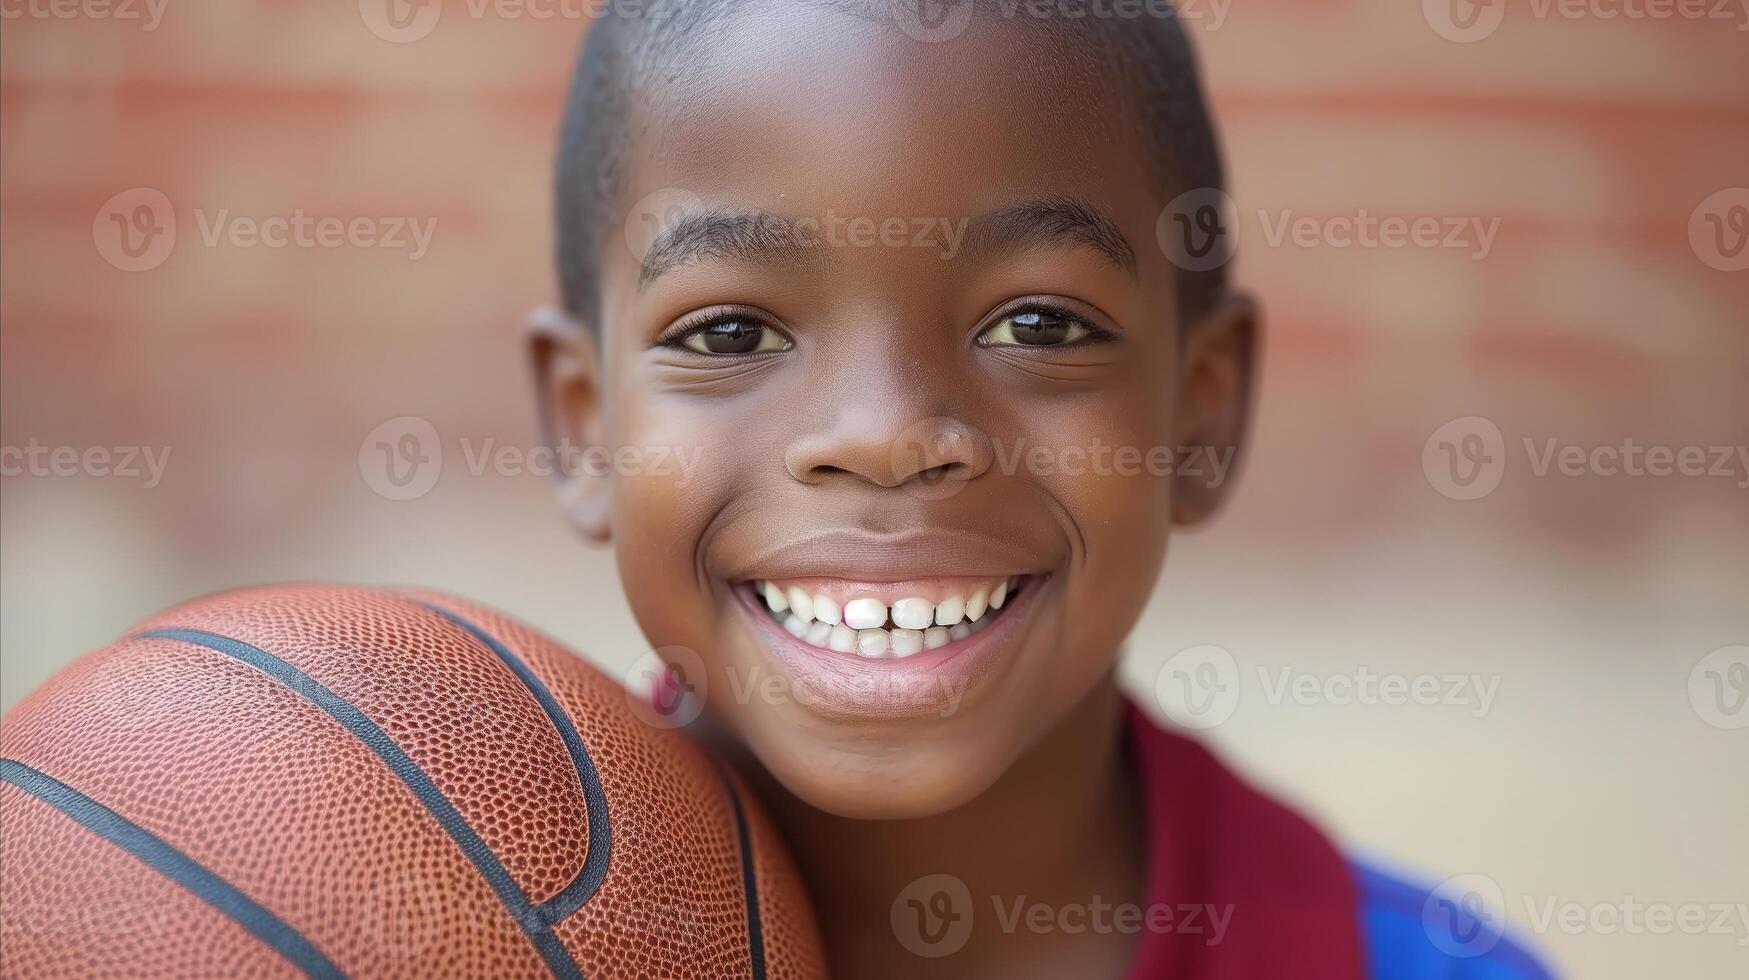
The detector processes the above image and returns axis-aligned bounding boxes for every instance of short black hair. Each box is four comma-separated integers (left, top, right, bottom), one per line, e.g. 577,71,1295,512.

554,0,1227,329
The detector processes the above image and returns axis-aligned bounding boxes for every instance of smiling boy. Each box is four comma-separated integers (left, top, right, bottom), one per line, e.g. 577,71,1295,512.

531,2,1555,977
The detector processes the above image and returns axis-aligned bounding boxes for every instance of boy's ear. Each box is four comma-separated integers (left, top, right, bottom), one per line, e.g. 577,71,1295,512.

1171,290,1259,527
527,305,612,544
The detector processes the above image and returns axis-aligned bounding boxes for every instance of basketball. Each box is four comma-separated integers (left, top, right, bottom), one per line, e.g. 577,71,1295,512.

0,584,824,979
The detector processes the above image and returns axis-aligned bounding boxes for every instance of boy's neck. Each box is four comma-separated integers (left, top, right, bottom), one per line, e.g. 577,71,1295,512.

734,678,1145,979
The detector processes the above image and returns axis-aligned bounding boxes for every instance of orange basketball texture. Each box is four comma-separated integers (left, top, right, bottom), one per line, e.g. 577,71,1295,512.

0,584,825,979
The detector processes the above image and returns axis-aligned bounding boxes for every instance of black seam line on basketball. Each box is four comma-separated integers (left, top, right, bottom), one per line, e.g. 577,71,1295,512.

711,759,767,980
136,628,584,980
0,758,347,980
417,603,612,926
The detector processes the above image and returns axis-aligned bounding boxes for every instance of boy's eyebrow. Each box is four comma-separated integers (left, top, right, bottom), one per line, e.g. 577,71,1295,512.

639,207,821,290
637,196,1138,289
961,196,1138,277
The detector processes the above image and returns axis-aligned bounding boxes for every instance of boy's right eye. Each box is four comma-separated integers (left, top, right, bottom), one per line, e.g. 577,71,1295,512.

672,318,791,356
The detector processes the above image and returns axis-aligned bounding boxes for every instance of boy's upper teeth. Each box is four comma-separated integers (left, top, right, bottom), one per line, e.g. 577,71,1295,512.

843,597,886,630
891,597,933,631
753,576,1022,657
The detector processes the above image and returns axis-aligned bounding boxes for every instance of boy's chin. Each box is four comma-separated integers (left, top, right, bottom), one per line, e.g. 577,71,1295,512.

740,716,1019,820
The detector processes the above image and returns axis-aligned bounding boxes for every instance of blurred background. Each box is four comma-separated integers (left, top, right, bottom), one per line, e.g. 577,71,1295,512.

2,2,1745,976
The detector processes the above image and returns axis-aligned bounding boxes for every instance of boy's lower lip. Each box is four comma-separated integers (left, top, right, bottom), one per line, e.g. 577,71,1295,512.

730,575,1048,721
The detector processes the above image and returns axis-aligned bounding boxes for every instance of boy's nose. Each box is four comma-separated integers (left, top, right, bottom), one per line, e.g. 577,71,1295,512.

784,414,992,491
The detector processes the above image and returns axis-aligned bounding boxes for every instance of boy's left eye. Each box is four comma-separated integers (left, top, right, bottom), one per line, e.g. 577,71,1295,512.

979,309,1093,347
677,319,790,356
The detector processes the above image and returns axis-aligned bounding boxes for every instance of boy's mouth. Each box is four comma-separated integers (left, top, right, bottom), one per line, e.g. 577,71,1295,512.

742,576,1030,659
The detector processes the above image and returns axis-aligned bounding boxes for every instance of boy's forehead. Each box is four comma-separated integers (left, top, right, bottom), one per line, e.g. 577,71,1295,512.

623,7,1156,223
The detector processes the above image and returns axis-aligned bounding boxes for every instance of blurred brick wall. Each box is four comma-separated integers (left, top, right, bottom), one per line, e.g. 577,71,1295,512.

4,2,1743,565
3,4,1747,977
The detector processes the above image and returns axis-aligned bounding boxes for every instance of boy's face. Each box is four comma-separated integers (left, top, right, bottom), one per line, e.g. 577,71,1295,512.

539,8,1252,819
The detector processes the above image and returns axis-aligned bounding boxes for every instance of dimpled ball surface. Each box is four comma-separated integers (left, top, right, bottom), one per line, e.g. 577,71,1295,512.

0,584,824,979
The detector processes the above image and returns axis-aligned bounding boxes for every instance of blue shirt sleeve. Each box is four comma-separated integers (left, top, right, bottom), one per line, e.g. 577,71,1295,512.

1351,861,1559,980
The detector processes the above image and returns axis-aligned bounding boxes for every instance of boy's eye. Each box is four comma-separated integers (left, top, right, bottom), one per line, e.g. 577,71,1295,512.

678,319,789,356
980,310,1092,347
